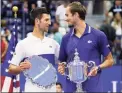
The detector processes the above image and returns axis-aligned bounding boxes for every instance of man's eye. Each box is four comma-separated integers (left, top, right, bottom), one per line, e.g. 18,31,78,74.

46,19,49,21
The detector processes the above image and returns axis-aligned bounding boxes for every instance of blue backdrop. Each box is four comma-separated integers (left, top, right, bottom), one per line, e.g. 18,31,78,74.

101,65,122,92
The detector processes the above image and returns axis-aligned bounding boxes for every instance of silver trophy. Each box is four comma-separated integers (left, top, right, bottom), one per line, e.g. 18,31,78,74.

65,48,96,92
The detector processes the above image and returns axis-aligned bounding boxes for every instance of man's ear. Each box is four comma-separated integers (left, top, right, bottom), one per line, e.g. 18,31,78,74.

35,18,40,24
74,12,79,18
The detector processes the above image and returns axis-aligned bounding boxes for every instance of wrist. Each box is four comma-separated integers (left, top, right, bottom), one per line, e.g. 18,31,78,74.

97,66,102,73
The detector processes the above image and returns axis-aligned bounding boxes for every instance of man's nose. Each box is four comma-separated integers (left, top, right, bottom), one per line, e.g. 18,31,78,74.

65,18,68,22
48,21,51,25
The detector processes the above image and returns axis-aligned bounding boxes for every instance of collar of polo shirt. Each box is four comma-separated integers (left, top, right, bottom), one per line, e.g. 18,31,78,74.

27,33,47,43
70,23,91,37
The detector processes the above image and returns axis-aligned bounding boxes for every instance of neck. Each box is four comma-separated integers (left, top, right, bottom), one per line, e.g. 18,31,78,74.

74,20,86,38
32,26,44,40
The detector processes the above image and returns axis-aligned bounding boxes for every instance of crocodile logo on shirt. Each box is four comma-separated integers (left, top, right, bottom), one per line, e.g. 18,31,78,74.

87,40,92,43
106,44,110,48
49,45,52,48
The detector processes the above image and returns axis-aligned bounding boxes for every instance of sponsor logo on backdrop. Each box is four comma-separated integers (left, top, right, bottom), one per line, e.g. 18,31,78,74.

108,81,122,92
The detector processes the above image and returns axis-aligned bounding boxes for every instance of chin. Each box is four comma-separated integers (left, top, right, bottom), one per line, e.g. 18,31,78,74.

44,31,48,33
44,29,48,32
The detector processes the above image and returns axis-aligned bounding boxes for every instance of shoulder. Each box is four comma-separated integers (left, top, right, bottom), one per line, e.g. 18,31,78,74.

62,32,71,40
59,32,71,47
16,36,30,47
91,27,106,37
90,27,108,44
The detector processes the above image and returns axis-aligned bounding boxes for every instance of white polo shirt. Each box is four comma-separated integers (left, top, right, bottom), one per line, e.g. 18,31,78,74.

10,33,60,92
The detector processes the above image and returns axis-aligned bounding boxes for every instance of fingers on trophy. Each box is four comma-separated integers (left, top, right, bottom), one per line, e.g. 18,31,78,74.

58,62,66,75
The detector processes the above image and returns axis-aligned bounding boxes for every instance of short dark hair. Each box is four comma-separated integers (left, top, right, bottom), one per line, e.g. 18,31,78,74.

30,7,49,22
56,82,62,88
68,2,86,20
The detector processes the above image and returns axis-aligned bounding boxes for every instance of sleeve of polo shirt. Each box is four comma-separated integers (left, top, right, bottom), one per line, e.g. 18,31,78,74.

54,40,60,59
10,41,25,66
53,40,60,64
58,37,67,62
98,32,111,57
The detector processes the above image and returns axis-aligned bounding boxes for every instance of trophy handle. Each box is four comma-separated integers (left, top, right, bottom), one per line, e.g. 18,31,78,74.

87,61,96,68
58,62,69,76
61,62,71,80
86,61,96,79
64,64,70,78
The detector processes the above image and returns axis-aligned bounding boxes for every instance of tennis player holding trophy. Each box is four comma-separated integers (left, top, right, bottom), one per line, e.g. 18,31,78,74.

9,7,60,92
58,2,114,92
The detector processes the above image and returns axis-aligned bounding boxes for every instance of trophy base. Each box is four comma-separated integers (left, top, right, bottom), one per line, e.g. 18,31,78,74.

75,82,86,93
76,88,84,93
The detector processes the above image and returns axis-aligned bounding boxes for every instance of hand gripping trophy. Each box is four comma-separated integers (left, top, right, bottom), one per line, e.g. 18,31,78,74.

65,48,96,92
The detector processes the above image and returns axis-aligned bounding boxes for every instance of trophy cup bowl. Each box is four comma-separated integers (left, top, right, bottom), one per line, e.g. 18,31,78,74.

65,49,96,92
67,61,87,83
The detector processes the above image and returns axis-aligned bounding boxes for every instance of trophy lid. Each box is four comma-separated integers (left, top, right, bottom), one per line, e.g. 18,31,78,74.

74,48,80,63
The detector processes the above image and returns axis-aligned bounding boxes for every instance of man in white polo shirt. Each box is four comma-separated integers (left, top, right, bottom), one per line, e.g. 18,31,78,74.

8,7,60,92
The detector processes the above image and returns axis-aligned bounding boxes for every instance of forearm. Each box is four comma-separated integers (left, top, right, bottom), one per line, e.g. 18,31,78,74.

99,59,114,69
99,53,114,69
8,64,22,75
